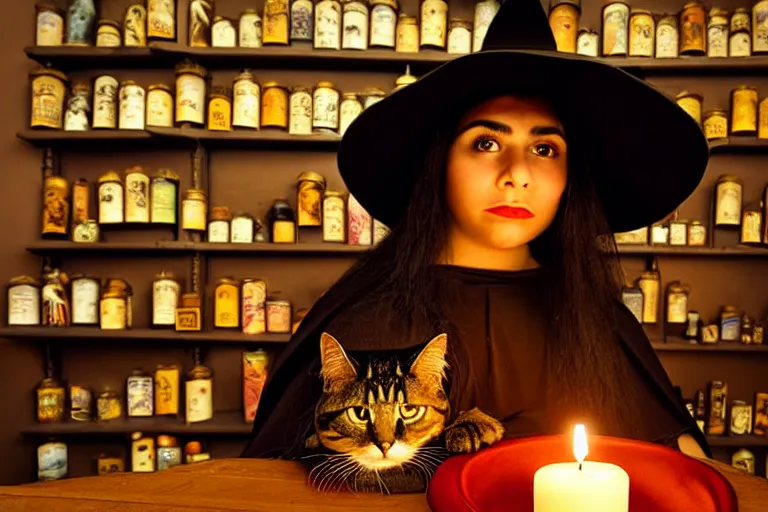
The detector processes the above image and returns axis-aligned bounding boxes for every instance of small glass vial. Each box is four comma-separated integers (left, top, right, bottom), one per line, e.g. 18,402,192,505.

148,0,176,41
175,61,207,126
215,278,240,328
289,86,313,135
182,188,208,232
263,0,290,45
239,9,263,47
36,3,64,46
266,298,292,333
688,221,707,246
339,92,363,136
71,275,99,326
30,67,68,129
261,82,289,129
628,9,654,57
342,0,369,50
124,166,151,223
146,84,174,128
92,75,119,129
323,190,347,242
118,80,146,130
420,0,448,49
312,81,340,132
447,19,472,54
370,0,398,48
314,0,342,50
96,20,121,47
655,14,679,58
127,370,153,417
98,171,124,224
207,87,232,131
231,212,255,242
37,377,66,423
576,28,599,57
123,4,147,47
212,16,237,47
602,2,629,56
707,7,729,58
396,14,419,52
297,171,326,226
208,206,232,242
290,0,313,41
680,1,706,55
268,200,297,243
152,271,181,328
731,85,758,135
233,70,261,130
714,175,742,227
473,0,499,51
703,109,728,141
151,169,180,225
675,90,703,126
186,363,214,423
7,276,41,326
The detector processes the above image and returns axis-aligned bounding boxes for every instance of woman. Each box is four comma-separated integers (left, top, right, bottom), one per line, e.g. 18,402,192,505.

243,0,710,462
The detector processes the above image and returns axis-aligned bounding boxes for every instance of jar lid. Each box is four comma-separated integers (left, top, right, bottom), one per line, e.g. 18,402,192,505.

399,14,418,24
120,80,140,88
298,171,327,185
709,7,728,17
704,109,728,116
631,8,652,15
180,292,201,307
722,305,737,312
675,90,702,101
682,1,703,9
187,362,212,379
71,82,91,93
130,369,148,377
235,70,256,82
363,87,387,96
131,432,144,441
717,174,740,182
325,190,347,198
216,277,240,286
38,377,61,389
291,86,312,94
690,220,703,226
371,0,398,9
734,84,757,92
733,7,749,14
640,271,659,279
175,60,207,77
241,8,260,16
395,67,417,87
185,441,203,454
232,211,254,219
155,270,176,280
263,81,286,89
98,170,122,183
98,19,121,29
9,275,41,287
157,435,178,447
102,289,125,299
185,188,207,198
30,66,68,82
148,83,172,93
577,28,598,36
155,168,180,181
125,165,147,176
316,80,336,89
70,273,98,282
210,206,232,220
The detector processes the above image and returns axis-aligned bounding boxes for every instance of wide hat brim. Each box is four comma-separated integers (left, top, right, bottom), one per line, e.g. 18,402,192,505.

337,50,710,234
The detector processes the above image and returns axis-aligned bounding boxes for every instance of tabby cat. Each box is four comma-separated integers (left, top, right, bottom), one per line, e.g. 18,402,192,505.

303,332,505,493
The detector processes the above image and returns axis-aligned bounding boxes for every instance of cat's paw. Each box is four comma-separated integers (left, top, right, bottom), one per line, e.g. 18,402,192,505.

443,408,505,454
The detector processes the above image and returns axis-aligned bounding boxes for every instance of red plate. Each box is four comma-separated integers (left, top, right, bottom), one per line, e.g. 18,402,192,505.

427,435,737,512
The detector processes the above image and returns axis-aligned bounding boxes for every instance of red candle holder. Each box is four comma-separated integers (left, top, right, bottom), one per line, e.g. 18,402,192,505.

427,435,737,512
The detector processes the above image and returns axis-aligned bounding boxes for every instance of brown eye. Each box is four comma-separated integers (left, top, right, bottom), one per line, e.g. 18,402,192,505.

473,137,500,152
346,407,370,424
399,404,426,423
532,143,557,158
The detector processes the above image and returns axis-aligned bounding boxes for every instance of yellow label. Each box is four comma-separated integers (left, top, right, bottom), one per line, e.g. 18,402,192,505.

704,115,728,140
176,74,206,125
148,0,175,39
155,367,180,415
262,87,288,128
396,23,419,53
731,89,758,133
323,197,346,242
759,100,768,139
31,75,66,129
151,180,177,224
207,97,232,131
36,12,63,46
215,283,240,328
125,173,150,223
420,0,447,48
147,89,173,127
549,4,578,53
100,297,127,330
637,277,659,324
272,220,296,243
263,0,289,44
676,97,702,125
182,199,207,231
37,387,64,422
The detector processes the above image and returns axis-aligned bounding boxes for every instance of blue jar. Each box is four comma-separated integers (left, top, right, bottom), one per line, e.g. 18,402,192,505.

66,0,96,45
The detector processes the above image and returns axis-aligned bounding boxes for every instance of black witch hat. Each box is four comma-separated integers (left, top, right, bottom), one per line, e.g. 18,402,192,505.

337,0,709,233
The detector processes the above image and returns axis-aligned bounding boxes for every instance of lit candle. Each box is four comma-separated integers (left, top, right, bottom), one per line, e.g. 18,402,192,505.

533,425,630,512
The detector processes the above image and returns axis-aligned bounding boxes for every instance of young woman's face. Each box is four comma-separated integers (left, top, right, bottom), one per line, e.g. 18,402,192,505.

445,95,568,251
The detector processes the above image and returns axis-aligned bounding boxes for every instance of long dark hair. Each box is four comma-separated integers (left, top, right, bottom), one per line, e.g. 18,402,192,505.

332,95,645,438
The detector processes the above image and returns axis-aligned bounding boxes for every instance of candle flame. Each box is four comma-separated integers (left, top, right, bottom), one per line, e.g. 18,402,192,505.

573,424,588,465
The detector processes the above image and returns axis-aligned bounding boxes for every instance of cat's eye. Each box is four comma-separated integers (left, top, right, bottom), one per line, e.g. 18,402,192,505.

346,406,370,424
399,404,426,423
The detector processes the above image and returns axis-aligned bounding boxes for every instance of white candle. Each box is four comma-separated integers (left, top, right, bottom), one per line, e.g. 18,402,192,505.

533,425,630,512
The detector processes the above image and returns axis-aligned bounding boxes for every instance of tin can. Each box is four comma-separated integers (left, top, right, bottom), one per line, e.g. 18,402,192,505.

289,86,313,135
182,188,207,231
669,219,687,246
72,219,99,242
176,292,202,331
8,276,41,326
720,308,741,342
127,370,153,417
231,212,254,242
69,385,91,421
266,298,292,333
208,88,232,131
549,2,579,54
208,206,231,242
688,221,707,246
343,0,369,50
731,7,750,33
314,0,342,49
396,14,419,52
93,75,119,129
263,0,290,44
732,448,755,474
148,0,176,41
323,190,347,242
730,30,752,56
155,365,180,416
754,0,768,54
370,0,398,48
175,61,207,126
731,85,758,135
637,270,659,324
157,436,183,470
473,0,499,52
123,4,147,47
240,9,263,47
42,175,70,237
268,199,296,242
290,0,313,41
339,92,363,136
30,68,68,129
38,442,67,481
741,208,762,244
629,9,654,57
186,364,214,423
233,70,261,129
680,1,706,55
96,20,121,47
313,81,340,132
131,433,156,472
348,194,372,245
37,377,65,423
243,350,269,422
363,87,386,108
98,171,124,224
189,0,213,46
97,389,122,421
151,169,179,224
576,28,599,56
36,3,64,46
212,16,237,47
118,80,146,130
71,178,89,229
71,275,99,325
242,279,267,334
703,109,728,141
675,90,703,126
100,289,127,330
759,98,768,139
262,82,289,129
420,0,448,49
666,282,689,324
297,171,326,226
447,19,472,54
715,175,742,226
655,14,679,58
707,8,729,57
215,278,240,328
602,2,629,56
153,271,181,328
146,84,174,128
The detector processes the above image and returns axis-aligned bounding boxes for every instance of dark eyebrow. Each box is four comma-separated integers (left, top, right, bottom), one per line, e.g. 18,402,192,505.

530,126,566,139
457,119,565,140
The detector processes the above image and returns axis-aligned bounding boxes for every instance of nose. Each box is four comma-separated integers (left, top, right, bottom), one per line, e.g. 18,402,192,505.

498,154,531,190
379,442,392,457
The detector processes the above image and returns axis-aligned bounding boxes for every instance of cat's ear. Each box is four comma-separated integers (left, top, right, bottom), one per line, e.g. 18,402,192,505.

409,333,449,384
319,332,357,390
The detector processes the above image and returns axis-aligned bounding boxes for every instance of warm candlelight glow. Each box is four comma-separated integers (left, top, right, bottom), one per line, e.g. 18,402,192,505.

573,424,588,465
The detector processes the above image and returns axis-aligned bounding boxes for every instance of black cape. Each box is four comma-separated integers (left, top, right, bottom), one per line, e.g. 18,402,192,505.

241,267,711,459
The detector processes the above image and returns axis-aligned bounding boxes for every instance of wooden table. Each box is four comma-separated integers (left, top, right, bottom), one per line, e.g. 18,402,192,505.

0,458,765,512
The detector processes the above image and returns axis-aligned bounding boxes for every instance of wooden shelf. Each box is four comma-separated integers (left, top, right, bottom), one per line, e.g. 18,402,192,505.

15,129,190,150
707,435,768,448
710,137,768,153
23,44,768,76
148,126,341,150
26,241,369,256
618,245,768,257
0,327,290,344
21,410,252,435
652,341,768,352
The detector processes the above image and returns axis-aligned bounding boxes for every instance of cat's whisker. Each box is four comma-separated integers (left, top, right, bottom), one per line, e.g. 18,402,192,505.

308,456,346,486
404,459,431,486
322,459,358,492
315,457,354,492
334,462,362,492
374,469,391,495
414,451,447,467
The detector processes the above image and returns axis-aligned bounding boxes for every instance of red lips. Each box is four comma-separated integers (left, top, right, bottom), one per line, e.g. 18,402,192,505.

485,206,535,219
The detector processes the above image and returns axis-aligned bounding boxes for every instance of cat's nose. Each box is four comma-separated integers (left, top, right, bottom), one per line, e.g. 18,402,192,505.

379,442,391,456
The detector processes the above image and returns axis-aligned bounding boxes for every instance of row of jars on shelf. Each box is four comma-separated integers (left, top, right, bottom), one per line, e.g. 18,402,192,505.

621,262,763,344
38,435,213,482
30,61,412,134
37,352,267,428
675,86,768,141
7,269,303,335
